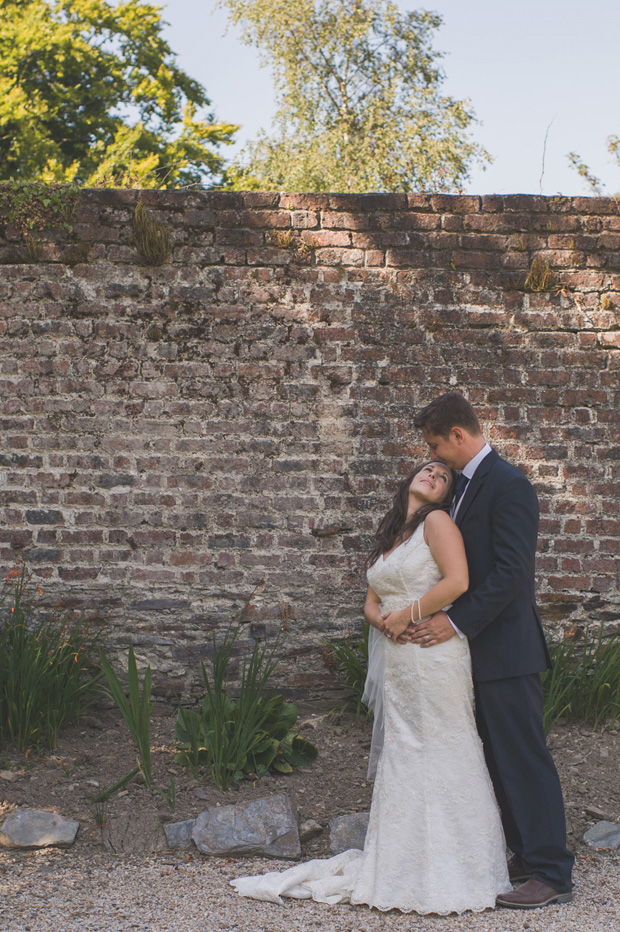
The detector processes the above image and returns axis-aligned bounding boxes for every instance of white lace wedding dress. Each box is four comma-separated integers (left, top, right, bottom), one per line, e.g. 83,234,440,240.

231,524,511,914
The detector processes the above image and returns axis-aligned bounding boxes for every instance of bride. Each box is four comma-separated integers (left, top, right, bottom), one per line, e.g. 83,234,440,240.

231,461,511,914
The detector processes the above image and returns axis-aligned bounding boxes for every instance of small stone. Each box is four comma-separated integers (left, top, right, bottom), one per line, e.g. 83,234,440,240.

193,788,210,800
583,821,620,850
164,819,196,849
192,793,300,859
84,716,104,730
299,819,323,841
86,779,100,788
0,771,16,783
585,805,613,821
329,811,370,854
0,810,79,848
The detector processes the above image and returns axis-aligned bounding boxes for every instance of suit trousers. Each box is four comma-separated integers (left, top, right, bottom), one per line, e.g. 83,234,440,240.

474,674,574,893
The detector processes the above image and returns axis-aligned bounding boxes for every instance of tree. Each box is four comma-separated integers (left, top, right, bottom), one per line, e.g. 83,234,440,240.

223,0,489,192
0,0,238,187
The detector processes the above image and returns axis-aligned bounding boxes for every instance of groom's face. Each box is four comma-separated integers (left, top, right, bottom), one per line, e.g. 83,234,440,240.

421,427,468,471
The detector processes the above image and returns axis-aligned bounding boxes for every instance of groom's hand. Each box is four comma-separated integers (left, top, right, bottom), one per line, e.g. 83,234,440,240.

410,611,456,648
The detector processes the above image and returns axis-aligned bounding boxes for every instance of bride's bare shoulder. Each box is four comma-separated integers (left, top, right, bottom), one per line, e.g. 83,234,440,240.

423,509,461,544
424,509,454,529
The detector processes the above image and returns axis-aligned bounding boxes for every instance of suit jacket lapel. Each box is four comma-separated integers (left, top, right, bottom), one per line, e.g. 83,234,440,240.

455,449,498,527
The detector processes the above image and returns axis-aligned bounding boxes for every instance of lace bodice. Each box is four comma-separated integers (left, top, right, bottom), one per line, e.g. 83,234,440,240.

366,523,441,614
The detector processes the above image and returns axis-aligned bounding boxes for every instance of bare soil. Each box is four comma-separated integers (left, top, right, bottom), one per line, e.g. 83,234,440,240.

1,700,619,862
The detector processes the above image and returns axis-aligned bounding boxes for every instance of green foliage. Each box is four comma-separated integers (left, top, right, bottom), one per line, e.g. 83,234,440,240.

175,627,317,790
567,136,620,195
222,0,489,192
542,628,620,733
324,622,371,718
0,566,100,752
98,645,154,790
0,0,238,187
132,201,170,265
0,180,81,236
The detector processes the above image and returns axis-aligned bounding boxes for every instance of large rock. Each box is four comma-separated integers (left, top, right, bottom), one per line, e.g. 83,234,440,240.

583,820,620,850
329,811,369,854
0,810,79,848
192,793,300,859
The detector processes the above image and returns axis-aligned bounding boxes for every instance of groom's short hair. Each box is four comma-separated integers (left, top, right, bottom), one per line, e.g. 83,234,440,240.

414,392,481,438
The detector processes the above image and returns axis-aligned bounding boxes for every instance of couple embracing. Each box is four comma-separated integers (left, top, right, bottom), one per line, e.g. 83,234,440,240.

233,392,574,914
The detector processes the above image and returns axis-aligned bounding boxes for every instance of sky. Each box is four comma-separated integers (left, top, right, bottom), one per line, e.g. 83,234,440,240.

161,0,620,195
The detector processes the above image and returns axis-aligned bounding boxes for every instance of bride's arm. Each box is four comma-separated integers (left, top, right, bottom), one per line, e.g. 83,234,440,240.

381,511,468,639
364,585,385,631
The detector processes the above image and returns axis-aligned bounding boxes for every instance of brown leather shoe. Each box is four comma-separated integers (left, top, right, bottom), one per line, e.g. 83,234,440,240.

507,855,532,884
496,878,573,909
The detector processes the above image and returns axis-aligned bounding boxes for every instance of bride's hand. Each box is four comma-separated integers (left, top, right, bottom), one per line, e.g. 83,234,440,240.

398,622,417,644
380,609,410,643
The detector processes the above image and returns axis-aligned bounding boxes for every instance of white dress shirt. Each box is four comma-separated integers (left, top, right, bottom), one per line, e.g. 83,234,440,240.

448,443,492,636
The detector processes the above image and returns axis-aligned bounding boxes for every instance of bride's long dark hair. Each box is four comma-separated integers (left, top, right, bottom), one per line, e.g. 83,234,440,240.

366,461,456,569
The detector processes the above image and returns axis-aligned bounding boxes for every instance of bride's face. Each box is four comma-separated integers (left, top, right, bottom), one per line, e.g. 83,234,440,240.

409,463,452,504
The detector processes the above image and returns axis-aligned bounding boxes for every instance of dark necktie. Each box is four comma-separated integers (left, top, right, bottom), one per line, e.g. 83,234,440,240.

451,473,470,514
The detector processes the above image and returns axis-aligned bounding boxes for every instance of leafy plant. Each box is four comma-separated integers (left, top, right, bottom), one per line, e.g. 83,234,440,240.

0,566,100,752
98,645,154,791
0,180,81,238
175,626,317,790
542,628,620,732
323,622,371,718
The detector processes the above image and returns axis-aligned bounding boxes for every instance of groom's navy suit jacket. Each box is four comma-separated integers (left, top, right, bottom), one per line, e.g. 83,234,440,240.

448,449,551,683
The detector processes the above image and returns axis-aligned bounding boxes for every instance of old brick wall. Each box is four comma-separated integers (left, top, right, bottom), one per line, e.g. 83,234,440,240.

1,190,618,698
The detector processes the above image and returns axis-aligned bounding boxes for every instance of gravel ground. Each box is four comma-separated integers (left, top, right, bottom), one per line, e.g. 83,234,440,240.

1,849,618,932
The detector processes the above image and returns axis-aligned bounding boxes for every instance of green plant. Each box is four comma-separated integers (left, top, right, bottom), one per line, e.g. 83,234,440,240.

542,627,620,733
323,622,371,718
0,566,100,752
91,797,107,829
93,766,140,803
524,254,557,293
23,232,40,262
132,201,170,266
175,626,317,789
156,774,177,812
98,645,154,790
0,180,81,234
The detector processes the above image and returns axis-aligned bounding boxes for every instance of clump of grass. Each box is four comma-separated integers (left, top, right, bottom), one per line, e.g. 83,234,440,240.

0,566,100,752
323,622,371,718
132,201,170,266
23,232,40,262
524,254,557,292
542,627,620,733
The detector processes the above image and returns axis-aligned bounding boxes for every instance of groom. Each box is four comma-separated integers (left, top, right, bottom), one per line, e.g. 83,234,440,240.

410,392,574,909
